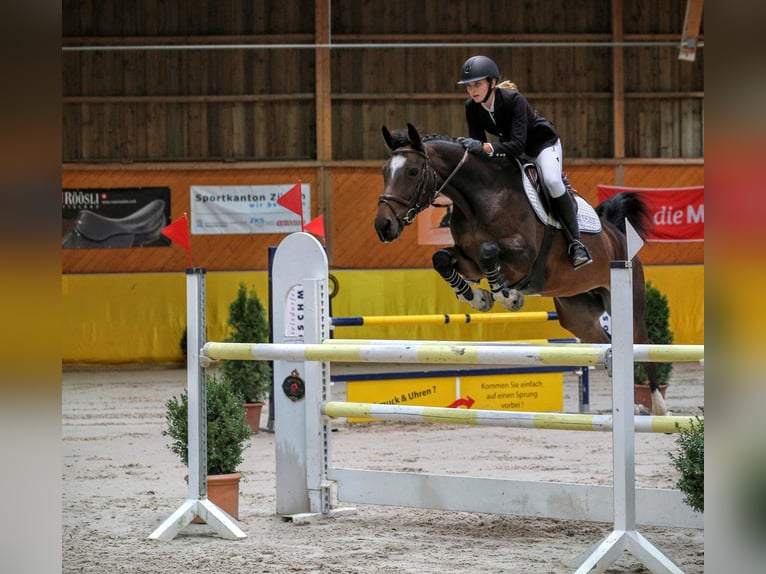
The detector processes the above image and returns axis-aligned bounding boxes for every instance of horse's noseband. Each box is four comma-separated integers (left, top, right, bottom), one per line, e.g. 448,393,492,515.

378,148,438,227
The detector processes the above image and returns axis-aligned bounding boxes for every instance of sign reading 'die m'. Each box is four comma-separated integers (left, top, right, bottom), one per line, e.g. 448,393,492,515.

190,184,311,235
597,185,704,242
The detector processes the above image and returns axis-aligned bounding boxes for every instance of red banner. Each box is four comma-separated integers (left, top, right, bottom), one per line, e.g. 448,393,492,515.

597,185,704,242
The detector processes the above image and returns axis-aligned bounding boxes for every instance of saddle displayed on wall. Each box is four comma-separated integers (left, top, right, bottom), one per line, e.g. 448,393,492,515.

62,199,168,249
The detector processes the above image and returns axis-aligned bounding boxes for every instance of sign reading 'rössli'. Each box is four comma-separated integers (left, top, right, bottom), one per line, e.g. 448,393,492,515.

597,185,704,242
190,184,311,235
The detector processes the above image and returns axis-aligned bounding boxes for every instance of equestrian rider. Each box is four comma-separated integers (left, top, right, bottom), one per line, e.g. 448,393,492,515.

457,55,593,270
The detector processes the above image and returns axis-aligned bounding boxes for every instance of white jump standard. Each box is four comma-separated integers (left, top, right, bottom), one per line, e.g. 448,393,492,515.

204,231,703,573
149,268,247,541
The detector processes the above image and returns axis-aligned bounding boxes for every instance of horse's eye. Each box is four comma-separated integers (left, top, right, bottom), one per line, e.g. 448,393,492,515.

405,167,419,177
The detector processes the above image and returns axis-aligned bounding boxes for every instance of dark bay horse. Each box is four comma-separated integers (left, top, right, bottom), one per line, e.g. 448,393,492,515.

374,123,667,415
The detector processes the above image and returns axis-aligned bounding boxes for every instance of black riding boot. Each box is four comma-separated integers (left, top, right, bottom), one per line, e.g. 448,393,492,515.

551,195,593,270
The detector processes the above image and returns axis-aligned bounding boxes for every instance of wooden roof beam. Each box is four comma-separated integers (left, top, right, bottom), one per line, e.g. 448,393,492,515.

679,0,704,61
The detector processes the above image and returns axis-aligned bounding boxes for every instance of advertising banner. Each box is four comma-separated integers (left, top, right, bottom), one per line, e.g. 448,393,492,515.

346,370,563,422
62,187,171,249
597,185,704,242
190,183,311,235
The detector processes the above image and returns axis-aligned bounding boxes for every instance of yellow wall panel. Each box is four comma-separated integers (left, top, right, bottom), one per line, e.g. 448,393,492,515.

62,265,702,364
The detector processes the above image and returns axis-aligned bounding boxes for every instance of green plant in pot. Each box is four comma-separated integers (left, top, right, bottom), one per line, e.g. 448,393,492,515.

163,372,252,520
634,281,674,408
668,410,704,513
220,282,273,433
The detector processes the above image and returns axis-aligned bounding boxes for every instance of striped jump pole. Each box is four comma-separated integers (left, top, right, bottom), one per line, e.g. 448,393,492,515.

203,341,609,367
331,311,558,327
327,337,579,345
202,340,703,366
324,339,704,363
322,401,699,434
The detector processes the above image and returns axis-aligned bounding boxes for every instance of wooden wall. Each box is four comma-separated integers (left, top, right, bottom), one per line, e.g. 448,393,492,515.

63,0,704,162
62,0,703,273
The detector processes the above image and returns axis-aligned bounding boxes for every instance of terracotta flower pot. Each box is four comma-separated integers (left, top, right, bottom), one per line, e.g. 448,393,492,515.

186,472,242,523
633,384,668,411
244,402,264,434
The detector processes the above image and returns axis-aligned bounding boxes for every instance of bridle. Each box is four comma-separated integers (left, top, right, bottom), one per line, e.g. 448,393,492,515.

378,145,469,227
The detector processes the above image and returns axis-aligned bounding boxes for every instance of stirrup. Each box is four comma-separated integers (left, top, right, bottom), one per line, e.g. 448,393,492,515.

568,240,593,270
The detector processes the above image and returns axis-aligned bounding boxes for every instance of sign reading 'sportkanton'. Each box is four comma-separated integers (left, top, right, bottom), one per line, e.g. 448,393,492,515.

597,185,704,242
190,184,311,235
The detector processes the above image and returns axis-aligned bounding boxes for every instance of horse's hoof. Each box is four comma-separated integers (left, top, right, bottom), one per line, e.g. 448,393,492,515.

468,288,494,312
634,404,651,416
499,290,525,312
651,390,669,416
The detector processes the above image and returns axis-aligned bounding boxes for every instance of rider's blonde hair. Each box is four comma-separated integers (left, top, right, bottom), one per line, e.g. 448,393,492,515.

497,80,518,90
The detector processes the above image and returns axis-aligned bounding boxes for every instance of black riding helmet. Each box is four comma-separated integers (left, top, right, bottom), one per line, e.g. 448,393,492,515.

457,55,500,85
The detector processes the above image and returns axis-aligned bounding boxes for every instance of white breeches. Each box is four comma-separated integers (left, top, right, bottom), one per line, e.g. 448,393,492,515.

532,139,566,198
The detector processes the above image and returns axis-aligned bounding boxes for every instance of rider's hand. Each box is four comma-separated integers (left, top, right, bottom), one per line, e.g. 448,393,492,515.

460,138,486,155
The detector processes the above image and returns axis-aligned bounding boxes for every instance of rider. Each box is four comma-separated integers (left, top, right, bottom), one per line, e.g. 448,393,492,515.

457,55,592,270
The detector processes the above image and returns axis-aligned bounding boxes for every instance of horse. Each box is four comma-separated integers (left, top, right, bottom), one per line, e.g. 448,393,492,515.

374,123,667,415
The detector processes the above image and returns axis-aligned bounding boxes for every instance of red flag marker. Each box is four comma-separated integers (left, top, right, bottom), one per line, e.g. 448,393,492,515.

277,181,304,229
161,213,193,267
303,214,326,242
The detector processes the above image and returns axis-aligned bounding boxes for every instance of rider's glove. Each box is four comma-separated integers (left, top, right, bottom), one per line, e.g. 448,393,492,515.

460,138,486,155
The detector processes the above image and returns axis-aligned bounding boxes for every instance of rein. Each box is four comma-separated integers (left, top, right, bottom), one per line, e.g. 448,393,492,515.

378,146,470,226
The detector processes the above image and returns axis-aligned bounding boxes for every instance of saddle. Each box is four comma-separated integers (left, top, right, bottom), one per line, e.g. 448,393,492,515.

62,199,168,249
519,163,601,233
523,165,578,212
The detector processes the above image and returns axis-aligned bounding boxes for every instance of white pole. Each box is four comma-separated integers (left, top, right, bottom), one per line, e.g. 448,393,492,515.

187,268,206,503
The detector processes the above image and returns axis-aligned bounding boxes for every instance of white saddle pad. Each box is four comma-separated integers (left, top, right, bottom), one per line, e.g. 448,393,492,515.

520,162,602,233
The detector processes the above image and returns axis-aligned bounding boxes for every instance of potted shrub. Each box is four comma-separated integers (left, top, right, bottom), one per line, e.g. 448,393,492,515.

163,372,252,521
220,282,272,433
668,410,704,513
634,281,673,409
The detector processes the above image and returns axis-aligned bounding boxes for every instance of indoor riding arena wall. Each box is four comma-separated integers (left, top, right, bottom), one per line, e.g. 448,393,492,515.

62,164,703,365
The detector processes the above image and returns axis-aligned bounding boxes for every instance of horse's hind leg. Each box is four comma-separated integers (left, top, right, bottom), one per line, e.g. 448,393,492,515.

556,290,669,416
632,263,668,415
432,248,493,312
479,242,525,311
553,292,611,344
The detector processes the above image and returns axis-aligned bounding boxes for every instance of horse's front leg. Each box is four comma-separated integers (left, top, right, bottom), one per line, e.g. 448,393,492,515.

479,242,525,311
432,248,494,312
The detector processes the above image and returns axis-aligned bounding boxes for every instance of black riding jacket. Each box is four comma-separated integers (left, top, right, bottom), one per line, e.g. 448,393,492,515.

465,88,559,159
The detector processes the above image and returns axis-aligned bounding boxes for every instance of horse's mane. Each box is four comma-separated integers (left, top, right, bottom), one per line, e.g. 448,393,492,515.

387,129,462,150
422,134,462,145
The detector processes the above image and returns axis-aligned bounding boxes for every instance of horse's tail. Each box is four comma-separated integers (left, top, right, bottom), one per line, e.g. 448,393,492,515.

595,191,653,239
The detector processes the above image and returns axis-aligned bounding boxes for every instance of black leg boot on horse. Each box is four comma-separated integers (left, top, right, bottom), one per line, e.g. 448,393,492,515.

432,248,493,312
551,195,593,270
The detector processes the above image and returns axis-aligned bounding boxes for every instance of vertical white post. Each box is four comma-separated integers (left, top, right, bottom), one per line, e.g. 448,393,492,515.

273,233,329,516
611,260,635,532
186,268,207,502
572,222,682,573
302,278,331,515
273,232,354,521
149,268,246,541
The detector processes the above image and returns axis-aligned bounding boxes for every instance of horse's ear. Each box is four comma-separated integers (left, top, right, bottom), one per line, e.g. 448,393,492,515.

407,122,423,151
382,126,396,151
